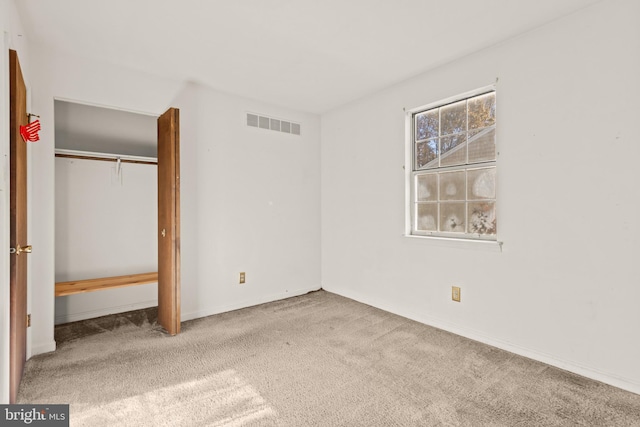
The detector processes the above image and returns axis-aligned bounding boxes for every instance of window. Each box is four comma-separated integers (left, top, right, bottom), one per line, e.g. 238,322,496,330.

408,87,497,240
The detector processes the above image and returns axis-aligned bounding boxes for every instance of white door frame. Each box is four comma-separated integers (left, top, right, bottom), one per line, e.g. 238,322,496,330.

1,31,12,405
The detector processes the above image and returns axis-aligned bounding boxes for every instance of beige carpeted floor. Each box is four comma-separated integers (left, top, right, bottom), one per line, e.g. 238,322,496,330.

18,290,640,426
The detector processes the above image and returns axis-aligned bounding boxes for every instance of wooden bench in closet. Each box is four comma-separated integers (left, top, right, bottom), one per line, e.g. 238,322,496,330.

55,272,158,297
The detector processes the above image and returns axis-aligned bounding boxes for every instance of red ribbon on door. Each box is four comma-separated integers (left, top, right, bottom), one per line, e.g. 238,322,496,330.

20,119,41,142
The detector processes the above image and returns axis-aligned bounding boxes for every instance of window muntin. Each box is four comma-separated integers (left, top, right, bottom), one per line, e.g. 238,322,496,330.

411,90,496,240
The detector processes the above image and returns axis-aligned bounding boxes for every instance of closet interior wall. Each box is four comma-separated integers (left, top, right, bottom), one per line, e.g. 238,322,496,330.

54,102,158,324
54,155,158,324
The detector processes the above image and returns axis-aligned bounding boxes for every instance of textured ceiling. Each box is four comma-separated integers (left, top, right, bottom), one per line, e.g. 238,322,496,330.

18,0,599,114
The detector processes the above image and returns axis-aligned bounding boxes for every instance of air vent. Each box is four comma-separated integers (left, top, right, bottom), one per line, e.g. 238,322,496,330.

247,113,259,127
246,113,300,136
258,116,270,129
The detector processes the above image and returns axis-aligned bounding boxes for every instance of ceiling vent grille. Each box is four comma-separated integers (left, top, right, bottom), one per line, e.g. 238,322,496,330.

247,113,301,136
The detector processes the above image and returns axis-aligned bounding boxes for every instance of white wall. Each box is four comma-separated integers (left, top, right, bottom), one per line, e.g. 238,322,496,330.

321,0,640,394
172,82,321,320
27,43,321,355
1,0,31,404
54,158,157,324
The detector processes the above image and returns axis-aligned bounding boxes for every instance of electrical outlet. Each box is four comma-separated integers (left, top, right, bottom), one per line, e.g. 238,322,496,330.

452,286,461,302
239,272,246,284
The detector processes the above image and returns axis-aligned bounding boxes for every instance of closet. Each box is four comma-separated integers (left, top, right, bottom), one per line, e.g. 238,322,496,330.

54,100,159,325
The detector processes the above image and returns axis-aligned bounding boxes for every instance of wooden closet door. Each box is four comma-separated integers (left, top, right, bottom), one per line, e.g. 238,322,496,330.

157,108,180,335
9,49,30,403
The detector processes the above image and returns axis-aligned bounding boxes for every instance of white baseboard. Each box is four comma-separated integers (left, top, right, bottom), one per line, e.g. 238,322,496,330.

55,286,321,326
325,286,640,396
55,300,158,325
182,286,321,322
31,340,56,356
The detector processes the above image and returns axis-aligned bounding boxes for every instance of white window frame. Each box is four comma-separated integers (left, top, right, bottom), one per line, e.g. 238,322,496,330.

404,84,498,242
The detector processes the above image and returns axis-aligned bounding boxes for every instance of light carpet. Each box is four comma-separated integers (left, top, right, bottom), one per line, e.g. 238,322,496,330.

18,290,640,426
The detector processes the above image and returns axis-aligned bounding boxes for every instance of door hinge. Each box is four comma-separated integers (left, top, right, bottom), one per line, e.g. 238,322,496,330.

27,314,31,328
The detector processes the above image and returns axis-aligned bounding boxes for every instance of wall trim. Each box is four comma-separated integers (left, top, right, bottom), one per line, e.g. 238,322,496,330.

182,285,321,322
31,340,56,356
54,299,158,326
324,286,640,396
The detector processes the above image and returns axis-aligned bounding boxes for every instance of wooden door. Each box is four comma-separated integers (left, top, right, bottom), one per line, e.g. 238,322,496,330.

9,49,29,403
157,108,180,335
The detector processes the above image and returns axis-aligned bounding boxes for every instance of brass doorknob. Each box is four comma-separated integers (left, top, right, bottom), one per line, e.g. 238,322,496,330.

16,244,32,255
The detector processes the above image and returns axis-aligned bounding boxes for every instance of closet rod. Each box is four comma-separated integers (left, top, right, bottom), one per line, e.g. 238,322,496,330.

54,149,157,165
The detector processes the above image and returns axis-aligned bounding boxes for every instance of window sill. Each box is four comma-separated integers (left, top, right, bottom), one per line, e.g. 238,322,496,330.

403,234,503,252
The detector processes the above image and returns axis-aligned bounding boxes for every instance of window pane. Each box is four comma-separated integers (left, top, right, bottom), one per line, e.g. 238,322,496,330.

468,92,496,130
441,100,466,136
410,89,496,239
468,202,496,235
415,140,438,169
440,202,465,232
439,170,465,201
440,134,467,167
416,173,437,201
468,127,495,163
415,110,439,141
467,167,496,200
416,203,437,231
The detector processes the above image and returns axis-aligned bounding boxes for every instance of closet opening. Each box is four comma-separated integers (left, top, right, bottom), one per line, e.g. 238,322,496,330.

53,100,160,326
